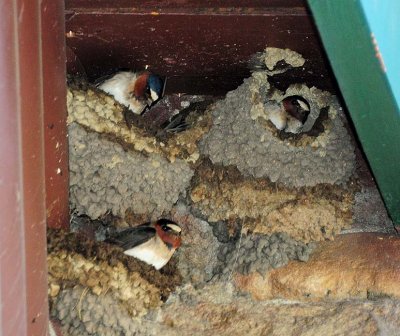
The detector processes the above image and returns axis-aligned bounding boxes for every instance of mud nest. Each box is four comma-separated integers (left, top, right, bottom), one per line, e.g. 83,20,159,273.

69,123,193,219
47,229,182,304
199,71,355,188
190,161,353,243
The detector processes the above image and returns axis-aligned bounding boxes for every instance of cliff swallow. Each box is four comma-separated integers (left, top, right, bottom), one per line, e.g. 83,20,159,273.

281,95,310,133
106,219,182,270
96,70,165,115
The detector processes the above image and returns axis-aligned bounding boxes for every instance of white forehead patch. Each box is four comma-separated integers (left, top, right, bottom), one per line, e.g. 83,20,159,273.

150,89,159,102
297,99,310,111
167,223,182,233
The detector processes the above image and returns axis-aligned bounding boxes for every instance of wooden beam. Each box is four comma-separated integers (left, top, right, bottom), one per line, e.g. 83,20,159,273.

18,0,49,332
0,0,67,336
64,1,337,95
0,0,29,333
42,0,69,229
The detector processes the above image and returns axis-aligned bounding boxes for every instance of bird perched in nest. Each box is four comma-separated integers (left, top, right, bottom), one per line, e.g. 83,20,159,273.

105,219,182,270
268,95,310,134
96,70,165,115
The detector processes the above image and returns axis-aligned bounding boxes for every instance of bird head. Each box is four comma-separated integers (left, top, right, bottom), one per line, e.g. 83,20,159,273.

147,74,164,102
154,219,182,249
281,95,310,124
132,71,164,108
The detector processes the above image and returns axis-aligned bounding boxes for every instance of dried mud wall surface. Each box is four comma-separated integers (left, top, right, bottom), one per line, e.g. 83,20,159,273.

190,163,353,244
172,203,313,281
58,47,360,336
150,285,400,336
52,282,400,336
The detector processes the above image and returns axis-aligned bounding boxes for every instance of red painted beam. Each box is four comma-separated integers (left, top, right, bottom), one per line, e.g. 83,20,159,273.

18,0,49,331
65,1,335,95
42,0,69,229
0,1,28,333
0,0,57,334
65,0,307,9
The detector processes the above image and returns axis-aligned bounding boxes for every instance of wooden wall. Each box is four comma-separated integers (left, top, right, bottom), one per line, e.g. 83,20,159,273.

65,0,337,95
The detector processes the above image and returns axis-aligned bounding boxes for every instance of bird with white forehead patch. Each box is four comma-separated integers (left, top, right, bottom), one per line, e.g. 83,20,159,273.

266,95,311,134
281,95,310,134
105,219,182,270
96,70,165,115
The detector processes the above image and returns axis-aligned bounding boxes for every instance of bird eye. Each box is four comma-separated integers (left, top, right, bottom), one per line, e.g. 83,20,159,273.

162,225,170,232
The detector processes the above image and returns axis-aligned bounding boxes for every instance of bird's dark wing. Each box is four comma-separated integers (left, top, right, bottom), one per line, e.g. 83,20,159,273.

161,112,190,133
105,225,156,250
159,100,211,134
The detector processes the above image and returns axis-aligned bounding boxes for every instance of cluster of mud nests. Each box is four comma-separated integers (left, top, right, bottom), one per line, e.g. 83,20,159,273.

47,47,395,335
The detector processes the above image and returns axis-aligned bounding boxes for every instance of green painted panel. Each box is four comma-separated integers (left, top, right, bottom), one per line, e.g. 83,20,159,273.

308,0,400,225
